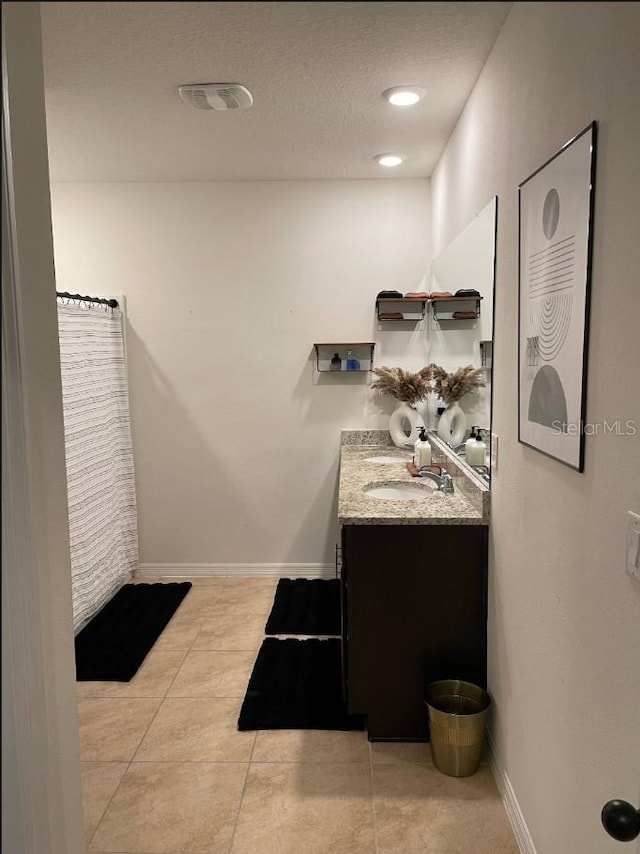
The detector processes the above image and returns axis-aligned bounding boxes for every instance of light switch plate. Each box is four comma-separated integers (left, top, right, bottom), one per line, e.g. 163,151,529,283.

626,511,640,582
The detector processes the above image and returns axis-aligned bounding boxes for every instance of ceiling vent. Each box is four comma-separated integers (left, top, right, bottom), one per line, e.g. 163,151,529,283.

178,84,253,111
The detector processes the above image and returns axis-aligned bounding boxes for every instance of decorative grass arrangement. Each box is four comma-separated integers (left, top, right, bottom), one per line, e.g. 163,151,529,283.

430,364,486,405
371,366,433,405
372,363,485,406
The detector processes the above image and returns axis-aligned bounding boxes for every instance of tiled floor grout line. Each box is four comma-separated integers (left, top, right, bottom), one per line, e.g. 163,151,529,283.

86,588,207,849
81,582,165,850
127,614,204,762
84,643,193,850
94,584,297,832
159,588,265,853
130,667,184,758
78,579,264,852
83,759,127,854
227,600,279,854
227,753,256,854
227,674,260,853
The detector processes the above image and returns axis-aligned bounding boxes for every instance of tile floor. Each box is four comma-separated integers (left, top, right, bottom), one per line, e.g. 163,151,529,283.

78,577,519,853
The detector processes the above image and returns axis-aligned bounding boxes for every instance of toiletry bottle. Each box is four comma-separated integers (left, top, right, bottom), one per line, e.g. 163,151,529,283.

465,427,478,462
346,350,360,371
473,428,487,467
330,352,342,371
467,426,486,466
414,426,432,469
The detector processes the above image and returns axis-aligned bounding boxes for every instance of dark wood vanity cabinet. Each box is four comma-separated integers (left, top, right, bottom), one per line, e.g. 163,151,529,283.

341,523,488,741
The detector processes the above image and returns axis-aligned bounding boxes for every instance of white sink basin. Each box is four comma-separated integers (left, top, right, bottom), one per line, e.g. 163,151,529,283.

363,480,438,501
363,455,410,464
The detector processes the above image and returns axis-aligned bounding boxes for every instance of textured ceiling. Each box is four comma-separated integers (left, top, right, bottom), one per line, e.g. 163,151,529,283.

41,1,511,182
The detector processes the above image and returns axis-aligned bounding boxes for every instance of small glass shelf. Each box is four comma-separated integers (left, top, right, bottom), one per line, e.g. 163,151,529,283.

313,343,374,373
376,297,427,322
430,296,482,322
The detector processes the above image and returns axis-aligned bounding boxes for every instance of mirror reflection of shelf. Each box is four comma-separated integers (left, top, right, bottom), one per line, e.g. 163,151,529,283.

427,195,497,487
430,296,482,323
313,342,375,373
479,339,493,369
376,298,427,322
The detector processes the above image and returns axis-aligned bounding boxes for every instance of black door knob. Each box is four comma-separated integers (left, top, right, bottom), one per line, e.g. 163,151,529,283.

601,799,640,842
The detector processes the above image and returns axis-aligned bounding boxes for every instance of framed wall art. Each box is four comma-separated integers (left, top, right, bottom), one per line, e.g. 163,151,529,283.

518,121,597,471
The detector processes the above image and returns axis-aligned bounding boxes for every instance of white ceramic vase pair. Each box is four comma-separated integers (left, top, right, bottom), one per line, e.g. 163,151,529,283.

389,399,467,449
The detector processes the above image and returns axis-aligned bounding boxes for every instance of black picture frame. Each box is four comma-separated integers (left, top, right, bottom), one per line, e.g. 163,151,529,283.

518,121,597,472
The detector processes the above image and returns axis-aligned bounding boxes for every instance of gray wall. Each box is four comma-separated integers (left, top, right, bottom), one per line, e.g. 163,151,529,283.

431,3,640,851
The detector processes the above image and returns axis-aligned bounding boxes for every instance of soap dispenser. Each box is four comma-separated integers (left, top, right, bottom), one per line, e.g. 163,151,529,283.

414,426,432,469
330,352,342,371
465,427,478,462
467,426,486,466
472,428,487,467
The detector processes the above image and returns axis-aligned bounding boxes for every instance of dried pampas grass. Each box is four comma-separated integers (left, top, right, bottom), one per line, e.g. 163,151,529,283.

371,365,433,405
371,363,485,406
431,364,485,405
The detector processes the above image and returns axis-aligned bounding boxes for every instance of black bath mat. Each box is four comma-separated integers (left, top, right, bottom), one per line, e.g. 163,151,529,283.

75,582,192,682
237,637,365,731
265,578,341,636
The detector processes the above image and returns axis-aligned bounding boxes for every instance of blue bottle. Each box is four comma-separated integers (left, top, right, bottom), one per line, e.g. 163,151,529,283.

346,350,360,371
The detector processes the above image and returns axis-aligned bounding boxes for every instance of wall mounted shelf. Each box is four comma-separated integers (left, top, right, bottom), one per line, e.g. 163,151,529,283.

313,342,374,373
430,296,483,322
375,297,427,322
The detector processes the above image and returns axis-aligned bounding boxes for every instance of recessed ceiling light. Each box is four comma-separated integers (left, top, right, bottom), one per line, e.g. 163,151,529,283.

375,154,406,168
383,86,426,107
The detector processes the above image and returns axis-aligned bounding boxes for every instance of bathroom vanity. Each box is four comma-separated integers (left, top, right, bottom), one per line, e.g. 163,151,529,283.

338,431,490,741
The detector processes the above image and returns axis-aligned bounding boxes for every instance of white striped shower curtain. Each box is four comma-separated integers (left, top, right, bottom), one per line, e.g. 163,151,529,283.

57,301,138,631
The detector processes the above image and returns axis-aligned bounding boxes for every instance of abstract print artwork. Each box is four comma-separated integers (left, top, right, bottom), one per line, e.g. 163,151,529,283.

518,122,597,471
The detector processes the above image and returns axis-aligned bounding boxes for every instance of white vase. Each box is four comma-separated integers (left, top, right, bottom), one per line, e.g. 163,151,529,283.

389,401,425,449
437,401,467,446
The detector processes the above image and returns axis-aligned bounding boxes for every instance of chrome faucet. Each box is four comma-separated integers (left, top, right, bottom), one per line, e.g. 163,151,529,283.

417,468,455,494
471,465,491,485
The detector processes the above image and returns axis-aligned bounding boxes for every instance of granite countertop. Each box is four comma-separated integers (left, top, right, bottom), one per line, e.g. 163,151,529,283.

338,431,489,526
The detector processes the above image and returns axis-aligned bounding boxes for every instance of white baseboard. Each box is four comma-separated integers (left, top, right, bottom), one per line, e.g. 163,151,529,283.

487,732,537,854
136,563,335,579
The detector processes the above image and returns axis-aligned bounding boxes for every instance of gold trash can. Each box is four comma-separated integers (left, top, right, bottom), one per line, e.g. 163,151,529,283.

425,680,490,777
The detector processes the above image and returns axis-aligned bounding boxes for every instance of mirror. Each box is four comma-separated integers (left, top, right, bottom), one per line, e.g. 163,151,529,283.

426,197,497,485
